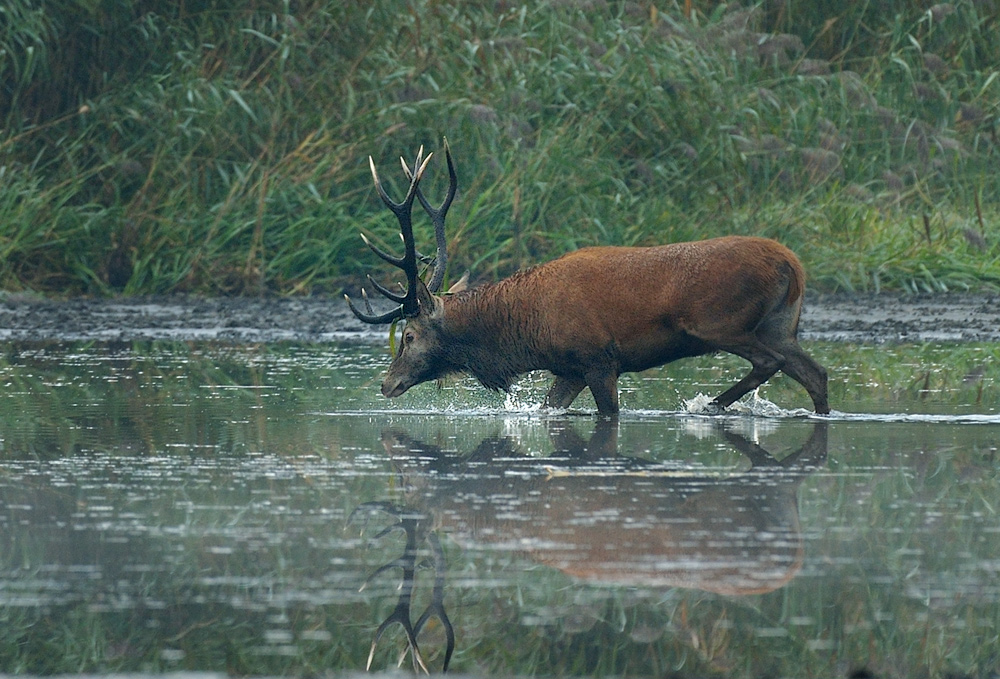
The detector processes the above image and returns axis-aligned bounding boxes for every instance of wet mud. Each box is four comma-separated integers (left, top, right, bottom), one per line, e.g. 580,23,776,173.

0,292,997,343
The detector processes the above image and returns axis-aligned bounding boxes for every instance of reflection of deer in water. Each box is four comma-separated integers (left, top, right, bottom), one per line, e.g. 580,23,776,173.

354,421,826,672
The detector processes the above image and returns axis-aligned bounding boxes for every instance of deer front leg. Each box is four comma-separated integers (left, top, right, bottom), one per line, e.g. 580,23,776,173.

586,370,620,416
544,375,587,409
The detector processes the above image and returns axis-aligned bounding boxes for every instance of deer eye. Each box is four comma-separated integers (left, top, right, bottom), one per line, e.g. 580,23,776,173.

404,331,415,344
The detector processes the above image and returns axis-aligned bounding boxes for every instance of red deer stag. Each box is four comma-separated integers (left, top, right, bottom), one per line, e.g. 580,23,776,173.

345,141,830,416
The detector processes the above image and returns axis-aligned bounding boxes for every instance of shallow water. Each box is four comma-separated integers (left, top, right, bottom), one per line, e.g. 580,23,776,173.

0,341,997,677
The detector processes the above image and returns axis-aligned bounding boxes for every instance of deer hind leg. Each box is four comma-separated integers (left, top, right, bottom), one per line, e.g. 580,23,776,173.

544,376,587,409
774,341,830,414
751,304,830,413
710,339,785,410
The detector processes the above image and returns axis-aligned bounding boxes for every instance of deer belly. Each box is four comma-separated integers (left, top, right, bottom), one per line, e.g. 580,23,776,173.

618,331,714,373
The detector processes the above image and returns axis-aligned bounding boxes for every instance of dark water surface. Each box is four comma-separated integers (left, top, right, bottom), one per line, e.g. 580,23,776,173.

0,341,997,677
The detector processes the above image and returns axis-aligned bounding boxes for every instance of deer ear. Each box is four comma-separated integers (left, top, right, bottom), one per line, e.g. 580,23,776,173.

446,271,470,294
416,278,444,317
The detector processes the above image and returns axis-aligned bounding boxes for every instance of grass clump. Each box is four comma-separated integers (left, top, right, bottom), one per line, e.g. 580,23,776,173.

1,0,998,296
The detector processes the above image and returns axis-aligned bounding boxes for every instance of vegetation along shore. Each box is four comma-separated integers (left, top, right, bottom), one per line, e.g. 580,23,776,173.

1,1,998,297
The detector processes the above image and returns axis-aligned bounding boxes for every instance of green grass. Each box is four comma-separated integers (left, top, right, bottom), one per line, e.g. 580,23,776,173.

1,0,998,296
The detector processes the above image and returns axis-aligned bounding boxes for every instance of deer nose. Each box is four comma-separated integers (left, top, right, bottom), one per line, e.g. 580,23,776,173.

382,378,409,398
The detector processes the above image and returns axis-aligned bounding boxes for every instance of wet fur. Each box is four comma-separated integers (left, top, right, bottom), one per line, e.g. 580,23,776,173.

382,236,829,415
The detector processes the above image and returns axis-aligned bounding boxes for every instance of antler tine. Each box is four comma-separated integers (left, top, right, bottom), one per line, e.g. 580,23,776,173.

401,138,457,293
366,274,408,305
362,287,375,315
360,233,404,269
367,148,432,214
400,144,424,182
344,293,405,325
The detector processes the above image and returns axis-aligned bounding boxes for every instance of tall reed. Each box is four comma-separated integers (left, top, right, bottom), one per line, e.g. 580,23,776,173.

1,0,997,295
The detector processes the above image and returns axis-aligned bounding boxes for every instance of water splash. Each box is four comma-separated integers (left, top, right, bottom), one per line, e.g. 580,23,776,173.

502,382,544,413
683,390,812,418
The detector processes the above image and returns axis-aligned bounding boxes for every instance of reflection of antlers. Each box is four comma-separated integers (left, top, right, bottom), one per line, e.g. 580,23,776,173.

413,532,454,671
350,502,454,673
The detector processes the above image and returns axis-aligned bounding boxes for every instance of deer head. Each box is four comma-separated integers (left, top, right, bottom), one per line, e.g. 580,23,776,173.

345,140,459,398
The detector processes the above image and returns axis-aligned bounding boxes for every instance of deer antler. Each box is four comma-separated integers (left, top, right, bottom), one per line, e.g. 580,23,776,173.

401,137,457,294
346,138,457,324
345,147,433,324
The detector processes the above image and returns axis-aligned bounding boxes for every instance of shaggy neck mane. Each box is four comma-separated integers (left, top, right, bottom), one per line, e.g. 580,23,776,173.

439,269,543,392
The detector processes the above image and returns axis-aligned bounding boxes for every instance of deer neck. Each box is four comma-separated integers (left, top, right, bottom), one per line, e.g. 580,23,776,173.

438,279,542,391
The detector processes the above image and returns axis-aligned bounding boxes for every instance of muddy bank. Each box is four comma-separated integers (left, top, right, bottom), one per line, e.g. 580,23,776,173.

0,293,996,344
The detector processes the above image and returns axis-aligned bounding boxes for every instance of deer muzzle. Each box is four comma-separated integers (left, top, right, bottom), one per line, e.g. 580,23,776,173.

381,377,410,398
